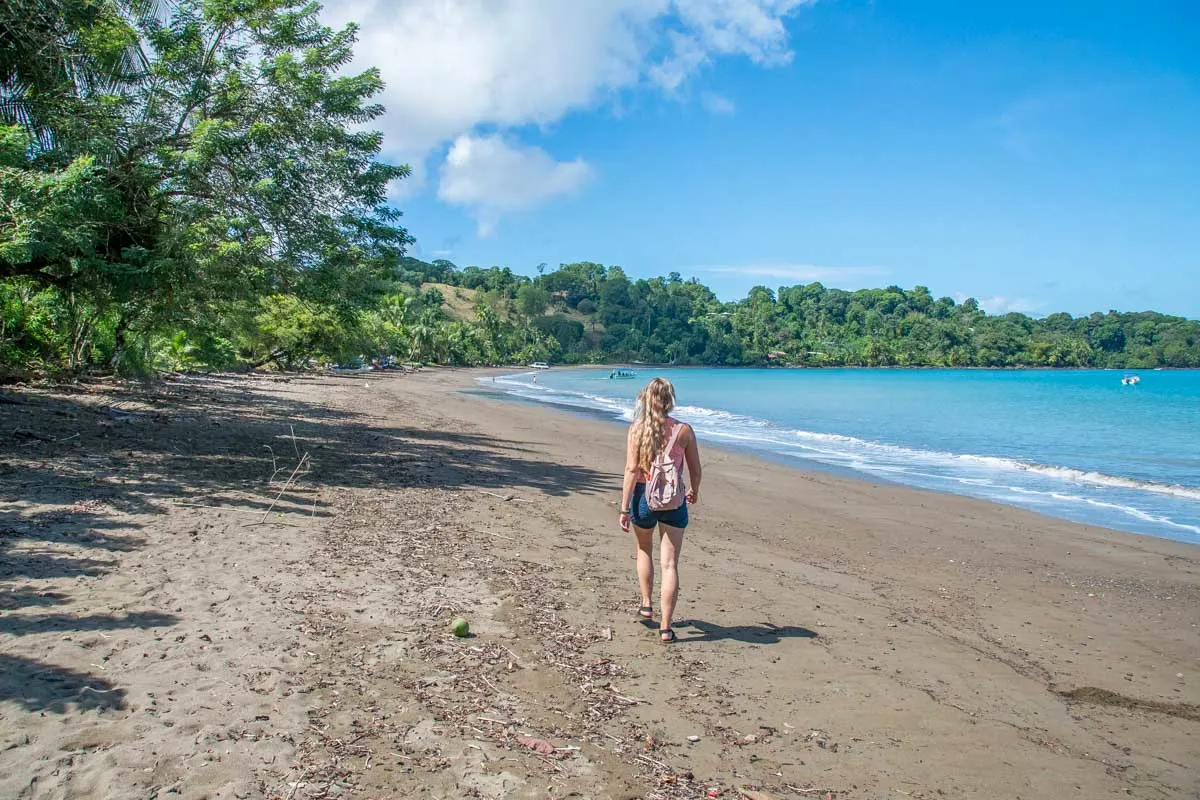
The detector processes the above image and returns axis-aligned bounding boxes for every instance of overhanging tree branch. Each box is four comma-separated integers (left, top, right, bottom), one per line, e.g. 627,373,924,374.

0,254,74,289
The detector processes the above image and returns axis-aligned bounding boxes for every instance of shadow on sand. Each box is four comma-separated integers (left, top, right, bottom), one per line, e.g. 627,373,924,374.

0,654,128,713
2,372,616,715
674,619,819,644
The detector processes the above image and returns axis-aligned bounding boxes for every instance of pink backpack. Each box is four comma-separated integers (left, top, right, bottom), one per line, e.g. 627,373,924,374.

646,422,687,511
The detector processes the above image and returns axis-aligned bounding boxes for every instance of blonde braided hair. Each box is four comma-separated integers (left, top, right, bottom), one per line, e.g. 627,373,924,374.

633,377,677,473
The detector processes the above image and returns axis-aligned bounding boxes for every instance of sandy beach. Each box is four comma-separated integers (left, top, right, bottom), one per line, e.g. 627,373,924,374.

2,368,1197,800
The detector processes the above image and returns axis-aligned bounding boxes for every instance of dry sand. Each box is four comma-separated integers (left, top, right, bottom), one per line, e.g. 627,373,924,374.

1,368,1197,800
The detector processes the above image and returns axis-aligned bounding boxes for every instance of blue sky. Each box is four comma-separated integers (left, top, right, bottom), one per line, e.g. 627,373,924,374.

325,1,1200,318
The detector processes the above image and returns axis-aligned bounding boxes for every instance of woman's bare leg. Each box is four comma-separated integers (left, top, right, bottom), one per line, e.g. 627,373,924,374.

633,525,655,611
658,524,685,634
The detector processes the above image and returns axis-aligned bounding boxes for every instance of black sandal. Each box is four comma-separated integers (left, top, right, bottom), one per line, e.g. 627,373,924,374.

637,606,654,619
660,628,677,643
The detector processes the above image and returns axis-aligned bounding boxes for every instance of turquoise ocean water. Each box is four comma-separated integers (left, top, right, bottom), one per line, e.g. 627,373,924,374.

480,368,1200,544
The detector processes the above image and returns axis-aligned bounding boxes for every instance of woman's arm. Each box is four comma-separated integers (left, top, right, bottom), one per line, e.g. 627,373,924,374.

683,424,702,504
619,424,640,531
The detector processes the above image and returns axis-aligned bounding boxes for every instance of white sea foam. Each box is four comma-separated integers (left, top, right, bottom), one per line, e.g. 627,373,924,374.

486,374,635,419
674,404,770,428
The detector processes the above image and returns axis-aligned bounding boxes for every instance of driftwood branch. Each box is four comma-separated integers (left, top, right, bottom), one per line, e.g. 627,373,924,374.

258,453,310,522
478,490,534,504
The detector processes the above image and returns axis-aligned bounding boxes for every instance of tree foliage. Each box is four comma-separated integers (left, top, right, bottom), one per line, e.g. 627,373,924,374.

390,260,1200,369
1,0,409,375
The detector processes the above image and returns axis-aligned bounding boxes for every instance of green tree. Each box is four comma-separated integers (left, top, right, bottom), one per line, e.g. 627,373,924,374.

358,292,409,359
1,0,410,374
253,294,347,368
421,287,446,314
473,303,502,363
516,283,550,316
408,309,439,363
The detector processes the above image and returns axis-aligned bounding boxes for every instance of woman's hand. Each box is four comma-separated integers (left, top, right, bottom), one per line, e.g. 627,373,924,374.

619,511,631,532
686,488,699,505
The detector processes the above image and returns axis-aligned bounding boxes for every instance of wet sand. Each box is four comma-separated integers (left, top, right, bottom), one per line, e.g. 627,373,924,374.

1,368,1197,799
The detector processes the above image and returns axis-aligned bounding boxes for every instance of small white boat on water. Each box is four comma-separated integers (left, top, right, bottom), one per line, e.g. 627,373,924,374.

530,361,550,370
609,368,638,380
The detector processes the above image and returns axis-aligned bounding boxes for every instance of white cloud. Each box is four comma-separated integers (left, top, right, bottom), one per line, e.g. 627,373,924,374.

960,294,1044,315
701,91,737,115
325,0,811,150
649,0,804,91
437,134,592,235
700,264,888,281
320,0,812,227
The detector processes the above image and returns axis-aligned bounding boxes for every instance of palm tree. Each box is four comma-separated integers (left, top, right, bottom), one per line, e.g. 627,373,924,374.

474,304,502,363
408,309,440,363
379,293,410,330
442,322,469,365
407,321,432,363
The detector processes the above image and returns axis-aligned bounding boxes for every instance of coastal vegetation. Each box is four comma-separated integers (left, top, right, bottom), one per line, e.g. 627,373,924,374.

403,259,1200,369
2,1,1197,378
1,0,408,377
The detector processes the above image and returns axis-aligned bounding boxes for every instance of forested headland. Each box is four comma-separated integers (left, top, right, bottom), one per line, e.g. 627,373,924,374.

390,259,1200,369
3,1,1197,378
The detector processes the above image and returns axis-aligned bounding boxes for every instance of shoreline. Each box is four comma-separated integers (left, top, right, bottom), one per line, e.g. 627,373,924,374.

471,375,992,515
3,368,1197,799
462,367,1200,560
477,367,1200,545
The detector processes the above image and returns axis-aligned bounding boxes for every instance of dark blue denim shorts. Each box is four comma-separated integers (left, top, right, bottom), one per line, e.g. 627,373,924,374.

630,483,689,530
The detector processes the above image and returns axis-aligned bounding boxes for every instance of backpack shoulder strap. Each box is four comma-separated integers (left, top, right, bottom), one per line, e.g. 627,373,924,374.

664,420,685,453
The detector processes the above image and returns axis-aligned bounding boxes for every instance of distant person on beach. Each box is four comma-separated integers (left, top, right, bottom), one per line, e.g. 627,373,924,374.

619,377,702,643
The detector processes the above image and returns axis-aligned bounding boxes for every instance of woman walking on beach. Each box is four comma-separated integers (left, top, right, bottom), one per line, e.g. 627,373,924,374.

620,378,702,643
